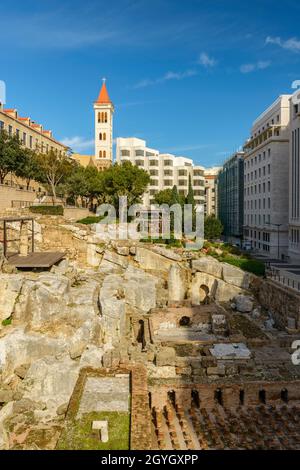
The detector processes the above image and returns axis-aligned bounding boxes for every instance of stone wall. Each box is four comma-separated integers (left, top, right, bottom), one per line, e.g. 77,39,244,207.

150,380,300,410
65,365,152,451
257,279,300,330
0,185,37,211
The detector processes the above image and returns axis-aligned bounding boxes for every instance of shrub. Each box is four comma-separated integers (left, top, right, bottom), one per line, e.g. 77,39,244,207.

219,255,265,276
29,205,64,216
2,317,12,326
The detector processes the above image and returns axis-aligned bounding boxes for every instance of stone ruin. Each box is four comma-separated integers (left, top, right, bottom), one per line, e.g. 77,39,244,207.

0,212,299,449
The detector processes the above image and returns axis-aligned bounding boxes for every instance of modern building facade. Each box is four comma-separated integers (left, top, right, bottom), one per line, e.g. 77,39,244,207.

288,91,300,262
218,152,244,243
204,167,221,216
243,95,291,259
116,137,205,207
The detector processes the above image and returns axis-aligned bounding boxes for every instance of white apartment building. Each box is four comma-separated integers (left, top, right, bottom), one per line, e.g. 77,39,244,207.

243,95,291,259
289,91,300,262
116,137,205,207
204,167,221,216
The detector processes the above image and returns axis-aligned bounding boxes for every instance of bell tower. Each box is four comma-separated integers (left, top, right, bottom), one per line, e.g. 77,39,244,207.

94,78,114,170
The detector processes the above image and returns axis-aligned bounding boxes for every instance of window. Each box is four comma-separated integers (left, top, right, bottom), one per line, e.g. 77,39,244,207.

8,125,12,136
121,149,130,157
22,133,26,145
29,136,33,149
0,121,4,130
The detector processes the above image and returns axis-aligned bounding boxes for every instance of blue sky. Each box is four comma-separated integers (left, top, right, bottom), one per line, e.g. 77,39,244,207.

1,0,300,166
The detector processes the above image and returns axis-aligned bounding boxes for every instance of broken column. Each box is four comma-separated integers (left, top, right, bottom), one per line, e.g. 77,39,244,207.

19,221,29,257
168,264,187,303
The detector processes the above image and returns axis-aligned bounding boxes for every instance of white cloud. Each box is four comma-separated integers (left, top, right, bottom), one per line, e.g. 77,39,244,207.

197,52,217,68
266,36,300,53
61,136,94,152
240,60,271,74
133,69,197,89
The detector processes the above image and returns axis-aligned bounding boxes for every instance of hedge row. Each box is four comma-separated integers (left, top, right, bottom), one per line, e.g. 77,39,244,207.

29,205,64,216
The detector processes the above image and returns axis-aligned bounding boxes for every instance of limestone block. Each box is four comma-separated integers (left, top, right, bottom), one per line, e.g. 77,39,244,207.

156,347,176,366
192,256,223,279
124,266,157,313
214,280,243,303
0,402,14,450
168,264,188,302
0,274,24,322
234,294,254,313
22,355,80,418
135,247,174,272
222,262,250,289
209,343,251,360
0,328,68,379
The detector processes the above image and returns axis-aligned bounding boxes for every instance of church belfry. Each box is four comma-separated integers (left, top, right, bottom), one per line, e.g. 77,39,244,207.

94,79,114,169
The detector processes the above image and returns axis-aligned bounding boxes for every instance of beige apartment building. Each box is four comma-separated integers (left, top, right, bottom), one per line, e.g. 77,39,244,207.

116,137,205,207
0,101,67,195
0,102,67,157
243,95,291,259
0,99,68,208
204,167,221,216
289,91,300,263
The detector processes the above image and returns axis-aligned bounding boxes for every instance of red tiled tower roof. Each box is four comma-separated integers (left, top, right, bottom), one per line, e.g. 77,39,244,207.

95,80,111,104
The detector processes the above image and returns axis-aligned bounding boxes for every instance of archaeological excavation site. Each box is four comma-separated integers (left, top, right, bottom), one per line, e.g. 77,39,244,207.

0,213,300,451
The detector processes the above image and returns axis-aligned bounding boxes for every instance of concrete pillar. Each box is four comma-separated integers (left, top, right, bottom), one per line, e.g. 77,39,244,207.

168,265,187,302
92,420,109,443
19,221,29,257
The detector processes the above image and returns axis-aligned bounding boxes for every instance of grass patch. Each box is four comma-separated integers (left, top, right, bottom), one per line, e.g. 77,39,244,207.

77,215,105,225
140,236,182,248
29,205,63,216
218,255,265,276
56,411,130,450
2,317,12,326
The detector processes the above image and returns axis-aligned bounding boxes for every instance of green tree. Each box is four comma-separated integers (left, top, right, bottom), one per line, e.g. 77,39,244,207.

186,174,195,206
153,188,173,206
65,165,88,205
84,166,105,206
185,175,196,231
36,149,74,204
0,129,23,184
204,215,223,240
170,185,183,206
101,162,150,210
15,148,43,190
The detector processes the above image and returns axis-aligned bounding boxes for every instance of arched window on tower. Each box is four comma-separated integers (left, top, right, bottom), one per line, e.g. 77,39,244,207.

103,150,106,158
103,132,106,141
99,133,102,140
99,150,102,158
98,112,101,123
105,112,108,123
